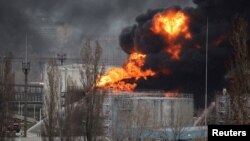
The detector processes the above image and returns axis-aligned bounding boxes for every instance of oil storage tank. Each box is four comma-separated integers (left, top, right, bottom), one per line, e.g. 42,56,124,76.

103,91,194,138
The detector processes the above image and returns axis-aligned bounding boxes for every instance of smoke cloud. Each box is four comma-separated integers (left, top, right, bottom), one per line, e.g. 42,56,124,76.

119,0,250,106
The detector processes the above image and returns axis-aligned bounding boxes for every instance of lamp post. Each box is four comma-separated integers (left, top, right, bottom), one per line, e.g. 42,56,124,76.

205,18,208,126
22,61,30,137
204,18,209,141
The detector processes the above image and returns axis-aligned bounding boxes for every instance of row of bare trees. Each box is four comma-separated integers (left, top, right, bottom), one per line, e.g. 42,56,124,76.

42,40,105,141
0,53,15,141
80,41,105,141
42,59,59,141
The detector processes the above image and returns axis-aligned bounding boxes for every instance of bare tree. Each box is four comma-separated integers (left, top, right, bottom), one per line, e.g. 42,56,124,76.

111,98,134,141
133,101,153,141
228,16,250,124
0,53,15,141
80,40,105,141
161,102,190,141
112,98,154,141
112,110,133,141
42,59,60,141
62,78,84,141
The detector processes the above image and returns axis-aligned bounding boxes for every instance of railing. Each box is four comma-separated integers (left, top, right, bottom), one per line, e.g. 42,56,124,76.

0,83,44,104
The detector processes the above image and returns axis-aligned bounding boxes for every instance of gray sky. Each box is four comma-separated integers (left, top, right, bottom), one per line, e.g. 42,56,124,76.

0,0,194,57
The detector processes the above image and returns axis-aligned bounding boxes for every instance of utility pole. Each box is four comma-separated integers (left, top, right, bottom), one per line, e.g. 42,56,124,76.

22,33,30,137
57,53,67,65
204,18,208,141
56,53,66,140
205,18,208,126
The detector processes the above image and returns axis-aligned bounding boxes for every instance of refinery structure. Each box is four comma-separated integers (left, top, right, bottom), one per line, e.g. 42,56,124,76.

25,64,205,141
14,63,248,140
2,0,250,141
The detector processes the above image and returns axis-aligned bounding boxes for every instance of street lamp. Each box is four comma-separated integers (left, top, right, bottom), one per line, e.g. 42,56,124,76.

57,53,67,65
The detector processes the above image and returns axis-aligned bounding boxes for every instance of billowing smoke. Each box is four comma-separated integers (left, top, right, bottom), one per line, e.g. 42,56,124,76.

119,0,250,106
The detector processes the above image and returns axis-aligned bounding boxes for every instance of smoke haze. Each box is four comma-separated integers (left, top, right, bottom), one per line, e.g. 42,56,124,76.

0,0,193,57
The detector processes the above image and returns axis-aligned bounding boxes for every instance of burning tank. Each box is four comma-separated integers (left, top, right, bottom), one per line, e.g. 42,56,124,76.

102,91,194,138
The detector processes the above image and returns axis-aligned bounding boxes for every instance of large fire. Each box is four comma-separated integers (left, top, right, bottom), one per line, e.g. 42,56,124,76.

97,9,192,92
151,9,191,60
97,52,156,92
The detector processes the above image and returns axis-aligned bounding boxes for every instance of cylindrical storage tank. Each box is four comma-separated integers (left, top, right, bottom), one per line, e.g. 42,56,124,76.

109,92,194,138
105,92,193,140
129,96,193,128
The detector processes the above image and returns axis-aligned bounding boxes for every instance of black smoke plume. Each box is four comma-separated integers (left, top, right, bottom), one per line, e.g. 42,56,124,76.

119,0,250,107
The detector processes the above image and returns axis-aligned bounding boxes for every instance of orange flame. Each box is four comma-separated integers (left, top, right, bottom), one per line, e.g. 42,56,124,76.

96,9,191,92
164,90,180,97
165,44,182,60
97,52,156,92
151,10,190,39
151,9,191,60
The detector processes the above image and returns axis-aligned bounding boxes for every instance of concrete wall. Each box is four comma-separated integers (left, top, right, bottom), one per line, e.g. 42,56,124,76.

130,96,193,128
106,93,194,139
